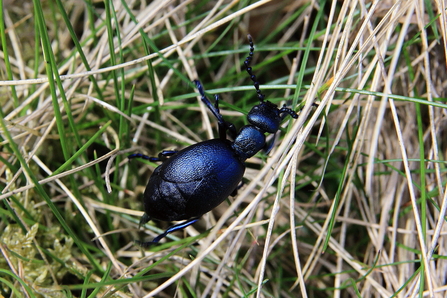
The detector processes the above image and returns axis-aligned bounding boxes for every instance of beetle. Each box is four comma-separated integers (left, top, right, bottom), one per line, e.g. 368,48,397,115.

129,34,298,246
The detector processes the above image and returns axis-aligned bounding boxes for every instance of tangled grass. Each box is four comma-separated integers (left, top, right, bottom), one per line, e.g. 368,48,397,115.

1,0,447,297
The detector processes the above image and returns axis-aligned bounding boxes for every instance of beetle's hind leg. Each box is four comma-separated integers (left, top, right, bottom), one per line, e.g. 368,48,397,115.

135,217,200,247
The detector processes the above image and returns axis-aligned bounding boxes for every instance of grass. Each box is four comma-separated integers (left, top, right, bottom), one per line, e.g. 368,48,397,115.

1,0,447,297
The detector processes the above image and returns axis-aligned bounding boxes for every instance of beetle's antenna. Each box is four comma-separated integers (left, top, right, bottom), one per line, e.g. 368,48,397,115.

194,80,237,140
245,34,265,102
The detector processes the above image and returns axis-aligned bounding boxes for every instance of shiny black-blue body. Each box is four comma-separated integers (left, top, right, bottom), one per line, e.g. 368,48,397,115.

143,139,245,221
130,35,297,245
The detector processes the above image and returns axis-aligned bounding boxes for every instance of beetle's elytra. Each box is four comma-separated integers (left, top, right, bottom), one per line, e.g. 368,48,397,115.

129,35,298,246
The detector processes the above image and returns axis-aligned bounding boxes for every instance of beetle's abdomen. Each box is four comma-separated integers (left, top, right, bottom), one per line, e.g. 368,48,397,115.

143,139,245,221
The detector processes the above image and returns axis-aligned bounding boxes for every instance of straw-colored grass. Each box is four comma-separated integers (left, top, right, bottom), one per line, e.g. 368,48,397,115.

1,0,447,297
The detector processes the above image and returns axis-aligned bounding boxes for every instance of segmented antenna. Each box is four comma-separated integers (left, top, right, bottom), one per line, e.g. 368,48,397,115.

244,34,265,101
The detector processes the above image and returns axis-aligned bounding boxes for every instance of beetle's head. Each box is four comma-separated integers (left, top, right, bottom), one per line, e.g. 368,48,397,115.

247,101,298,134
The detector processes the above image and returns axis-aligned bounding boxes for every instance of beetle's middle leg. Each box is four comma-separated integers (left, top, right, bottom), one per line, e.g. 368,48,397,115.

230,180,245,196
128,150,178,162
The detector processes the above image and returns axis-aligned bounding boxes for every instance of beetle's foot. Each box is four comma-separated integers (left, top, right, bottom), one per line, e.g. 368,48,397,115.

139,213,151,229
136,217,201,247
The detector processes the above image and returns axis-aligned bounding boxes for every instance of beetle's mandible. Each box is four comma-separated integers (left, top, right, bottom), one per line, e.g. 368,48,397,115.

129,34,298,246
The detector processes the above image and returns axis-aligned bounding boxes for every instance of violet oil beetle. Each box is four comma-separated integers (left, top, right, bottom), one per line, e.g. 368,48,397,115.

129,35,298,246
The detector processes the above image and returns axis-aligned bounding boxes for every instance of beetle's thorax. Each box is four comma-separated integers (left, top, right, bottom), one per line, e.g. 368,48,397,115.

232,125,265,160
231,100,281,160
